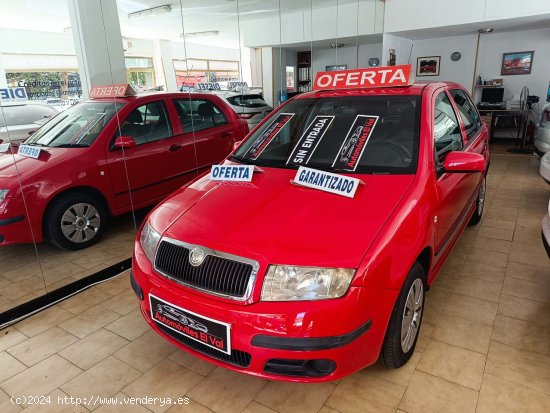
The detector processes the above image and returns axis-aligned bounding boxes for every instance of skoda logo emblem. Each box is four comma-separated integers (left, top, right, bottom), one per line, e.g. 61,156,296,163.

189,247,206,267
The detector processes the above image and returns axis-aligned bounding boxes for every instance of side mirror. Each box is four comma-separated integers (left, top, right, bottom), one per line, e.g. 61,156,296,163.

443,151,486,173
114,136,136,149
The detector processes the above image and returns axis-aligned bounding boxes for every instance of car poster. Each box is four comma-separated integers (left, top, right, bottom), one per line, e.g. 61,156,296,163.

332,115,379,171
286,115,334,166
245,113,294,159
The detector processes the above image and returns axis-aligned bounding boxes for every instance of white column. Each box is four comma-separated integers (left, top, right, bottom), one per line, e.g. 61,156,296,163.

153,40,178,92
0,54,8,88
67,0,126,98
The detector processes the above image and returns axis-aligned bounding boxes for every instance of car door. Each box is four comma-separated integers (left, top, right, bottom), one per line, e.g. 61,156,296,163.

432,89,479,256
105,98,196,211
173,96,235,173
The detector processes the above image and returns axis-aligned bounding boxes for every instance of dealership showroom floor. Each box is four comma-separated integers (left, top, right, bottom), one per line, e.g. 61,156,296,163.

0,148,548,413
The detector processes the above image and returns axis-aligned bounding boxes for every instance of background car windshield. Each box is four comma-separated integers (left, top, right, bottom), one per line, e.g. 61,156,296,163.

227,94,268,108
26,101,121,147
234,95,420,174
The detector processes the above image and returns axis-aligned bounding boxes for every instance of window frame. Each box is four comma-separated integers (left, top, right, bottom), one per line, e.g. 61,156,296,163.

449,88,482,141
433,90,464,170
113,100,173,148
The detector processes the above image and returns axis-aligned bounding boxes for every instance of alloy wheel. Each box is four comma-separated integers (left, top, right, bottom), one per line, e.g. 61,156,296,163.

60,202,101,243
400,278,423,353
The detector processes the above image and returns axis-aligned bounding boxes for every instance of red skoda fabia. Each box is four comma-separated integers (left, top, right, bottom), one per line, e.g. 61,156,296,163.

131,71,489,382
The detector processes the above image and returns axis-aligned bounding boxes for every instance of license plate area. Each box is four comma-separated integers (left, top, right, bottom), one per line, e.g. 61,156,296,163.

149,294,231,355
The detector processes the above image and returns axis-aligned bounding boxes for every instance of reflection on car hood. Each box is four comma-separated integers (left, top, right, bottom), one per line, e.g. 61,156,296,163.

160,167,415,268
0,148,72,180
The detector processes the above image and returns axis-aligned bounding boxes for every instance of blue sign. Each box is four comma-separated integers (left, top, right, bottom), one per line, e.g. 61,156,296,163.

0,87,28,101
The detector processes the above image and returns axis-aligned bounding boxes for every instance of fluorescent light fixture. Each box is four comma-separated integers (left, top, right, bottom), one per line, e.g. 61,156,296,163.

128,5,172,20
181,30,220,38
479,28,494,34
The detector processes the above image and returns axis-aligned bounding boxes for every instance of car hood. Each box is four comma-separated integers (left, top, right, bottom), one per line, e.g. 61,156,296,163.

158,167,415,268
0,147,73,181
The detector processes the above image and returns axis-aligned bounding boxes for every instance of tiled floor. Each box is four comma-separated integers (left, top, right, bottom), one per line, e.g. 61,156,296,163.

1,150,549,413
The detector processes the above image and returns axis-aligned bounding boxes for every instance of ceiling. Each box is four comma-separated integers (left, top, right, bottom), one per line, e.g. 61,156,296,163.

0,0,363,49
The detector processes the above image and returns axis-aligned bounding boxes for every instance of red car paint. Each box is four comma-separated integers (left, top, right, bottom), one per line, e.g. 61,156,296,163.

132,82,489,381
0,92,248,246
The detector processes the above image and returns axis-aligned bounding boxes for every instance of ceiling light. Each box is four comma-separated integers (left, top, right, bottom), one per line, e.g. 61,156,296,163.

181,31,220,38
128,5,172,20
479,28,494,34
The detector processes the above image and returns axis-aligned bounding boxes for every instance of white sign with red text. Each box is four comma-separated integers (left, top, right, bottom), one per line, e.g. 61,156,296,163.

313,65,412,90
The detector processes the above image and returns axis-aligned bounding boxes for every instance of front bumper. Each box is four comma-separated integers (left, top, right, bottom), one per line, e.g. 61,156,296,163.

131,244,397,382
542,214,550,259
0,214,33,245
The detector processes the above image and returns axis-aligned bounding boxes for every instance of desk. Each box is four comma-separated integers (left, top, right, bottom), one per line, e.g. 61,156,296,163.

478,109,531,153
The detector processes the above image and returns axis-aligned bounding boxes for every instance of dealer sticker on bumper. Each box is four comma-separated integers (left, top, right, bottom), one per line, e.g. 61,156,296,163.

149,294,232,355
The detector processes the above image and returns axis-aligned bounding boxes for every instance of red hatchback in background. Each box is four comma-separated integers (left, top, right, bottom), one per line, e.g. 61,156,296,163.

131,66,489,382
0,90,248,249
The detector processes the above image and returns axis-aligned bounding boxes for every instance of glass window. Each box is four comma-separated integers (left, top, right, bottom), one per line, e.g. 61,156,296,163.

26,101,121,147
434,92,463,161
234,95,421,174
173,99,228,132
0,104,57,127
117,101,172,145
450,89,482,140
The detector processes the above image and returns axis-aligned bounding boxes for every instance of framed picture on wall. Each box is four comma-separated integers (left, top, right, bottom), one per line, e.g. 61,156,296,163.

416,56,440,76
501,51,534,75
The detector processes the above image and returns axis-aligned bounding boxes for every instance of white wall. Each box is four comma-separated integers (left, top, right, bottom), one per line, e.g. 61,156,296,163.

311,43,383,75
409,34,477,89
384,0,550,33
242,0,384,48
476,28,550,103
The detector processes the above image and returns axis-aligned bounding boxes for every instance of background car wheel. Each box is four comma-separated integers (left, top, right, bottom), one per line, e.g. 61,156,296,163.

379,262,425,369
468,175,486,226
45,192,107,250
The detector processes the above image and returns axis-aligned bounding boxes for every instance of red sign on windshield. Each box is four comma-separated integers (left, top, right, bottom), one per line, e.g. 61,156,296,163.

313,65,412,91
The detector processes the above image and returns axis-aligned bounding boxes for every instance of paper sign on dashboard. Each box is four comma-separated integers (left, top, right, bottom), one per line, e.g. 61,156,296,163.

293,166,360,198
17,144,41,159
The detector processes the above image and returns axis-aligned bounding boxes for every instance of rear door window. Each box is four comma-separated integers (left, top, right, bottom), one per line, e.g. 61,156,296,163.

173,99,228,132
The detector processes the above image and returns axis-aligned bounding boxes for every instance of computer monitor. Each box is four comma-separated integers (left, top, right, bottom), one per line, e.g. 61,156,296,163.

481,88,504,103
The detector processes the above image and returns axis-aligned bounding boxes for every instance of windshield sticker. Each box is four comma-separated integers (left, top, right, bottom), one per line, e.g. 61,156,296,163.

293,166,361,198
18,144,41,159
0,143,10,153
245,113,294,159
332,115,379,171
286,115,334,166
210,164,254,182
68,113,106,145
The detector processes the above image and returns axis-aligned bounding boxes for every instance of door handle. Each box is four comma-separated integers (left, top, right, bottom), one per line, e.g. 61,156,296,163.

221,131,234,138
169,144,182,151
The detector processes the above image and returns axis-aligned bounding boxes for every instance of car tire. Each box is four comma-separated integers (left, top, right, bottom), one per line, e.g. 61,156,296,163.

45,192,107,250
379,262,425,369
468,175,486,226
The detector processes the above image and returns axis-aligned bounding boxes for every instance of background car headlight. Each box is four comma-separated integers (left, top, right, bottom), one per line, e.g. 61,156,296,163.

140,221,161,263
261,266,355,301
0,189,8,203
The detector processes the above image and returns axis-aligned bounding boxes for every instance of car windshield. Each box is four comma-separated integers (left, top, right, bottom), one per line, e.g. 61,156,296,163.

233,95,421,174
25,101,121,147
226,94,269,108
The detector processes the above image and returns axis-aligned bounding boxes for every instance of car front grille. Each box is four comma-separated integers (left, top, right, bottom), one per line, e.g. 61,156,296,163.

155,321,251,368
154,240,256,299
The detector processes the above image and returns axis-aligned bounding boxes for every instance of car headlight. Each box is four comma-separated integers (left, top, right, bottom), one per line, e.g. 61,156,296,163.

139,221,161,263
261,265,355,301
0,189,8,203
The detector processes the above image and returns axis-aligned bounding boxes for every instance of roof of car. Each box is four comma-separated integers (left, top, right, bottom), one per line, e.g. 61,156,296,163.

87,91,219,103
296,81,464,99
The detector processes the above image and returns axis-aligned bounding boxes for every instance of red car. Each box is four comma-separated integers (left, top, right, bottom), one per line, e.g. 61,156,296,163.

131,67,489,382
0,90,248,249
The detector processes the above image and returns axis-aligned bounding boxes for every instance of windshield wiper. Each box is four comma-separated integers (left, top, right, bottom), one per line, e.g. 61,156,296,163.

25,142,49,147
229,155,271,167
54,143,88,148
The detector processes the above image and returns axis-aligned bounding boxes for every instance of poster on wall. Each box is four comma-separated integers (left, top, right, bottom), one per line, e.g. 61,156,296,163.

501,51,534,76
416,56,440,76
